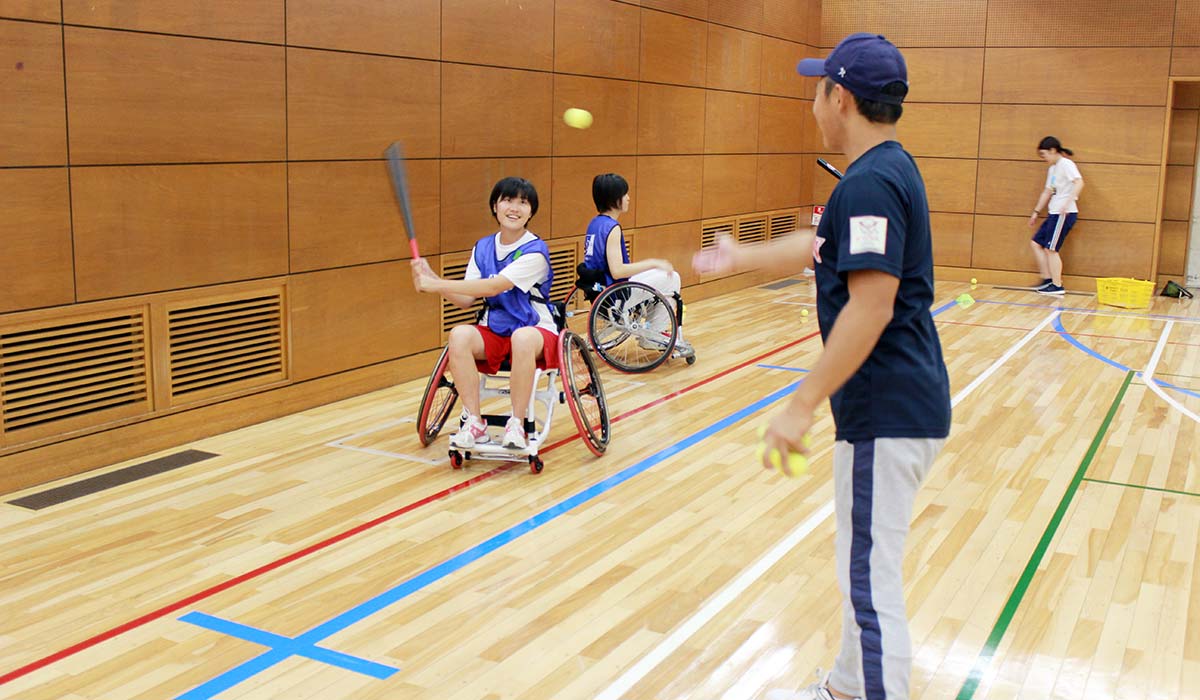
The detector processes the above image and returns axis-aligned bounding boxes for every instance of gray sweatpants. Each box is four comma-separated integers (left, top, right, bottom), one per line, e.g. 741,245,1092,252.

828,437,944,700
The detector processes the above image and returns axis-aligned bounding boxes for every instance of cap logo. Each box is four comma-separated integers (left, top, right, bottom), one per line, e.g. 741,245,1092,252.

838,66,846,77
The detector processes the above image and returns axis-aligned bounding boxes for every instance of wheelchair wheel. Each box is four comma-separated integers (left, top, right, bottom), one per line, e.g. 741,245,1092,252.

560,331,610,456
588,281,678,373
417,347,458,447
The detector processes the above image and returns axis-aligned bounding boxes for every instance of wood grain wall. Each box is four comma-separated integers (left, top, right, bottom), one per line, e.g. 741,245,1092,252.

0,0,819,479
823,0,1200,284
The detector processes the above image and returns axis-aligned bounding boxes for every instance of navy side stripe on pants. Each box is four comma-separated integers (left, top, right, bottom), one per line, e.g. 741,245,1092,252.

851,440,885,698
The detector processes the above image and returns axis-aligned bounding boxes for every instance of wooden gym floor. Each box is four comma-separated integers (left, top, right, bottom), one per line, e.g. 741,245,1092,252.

0,279,1197,699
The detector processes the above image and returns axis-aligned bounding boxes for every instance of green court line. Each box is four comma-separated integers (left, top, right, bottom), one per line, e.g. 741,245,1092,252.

1082,477,1200,499
955,370,1133,699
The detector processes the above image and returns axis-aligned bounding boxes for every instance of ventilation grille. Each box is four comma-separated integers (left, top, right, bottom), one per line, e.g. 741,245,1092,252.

0,312,150,439
623,230,636,263
548,243,578,305
769,210,800,238
167,292,286,405
441,254,482,340
737,214,768,245
701,218,735,249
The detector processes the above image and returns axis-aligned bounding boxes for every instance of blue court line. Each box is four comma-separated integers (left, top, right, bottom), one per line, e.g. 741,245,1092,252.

1052,316,1200,400
758,364,811,372
179,612,397,679
179,298,966,699
178,379,807,699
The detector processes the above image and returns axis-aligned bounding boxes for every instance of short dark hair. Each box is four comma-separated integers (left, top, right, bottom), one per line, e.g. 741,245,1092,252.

823,77,905,124
489,176,539,222
592,173,629,213
1037,136,1074,157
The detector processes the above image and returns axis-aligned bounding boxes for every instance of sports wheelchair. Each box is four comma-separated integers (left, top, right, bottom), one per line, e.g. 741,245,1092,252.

416,328,610,474
564,265,696,373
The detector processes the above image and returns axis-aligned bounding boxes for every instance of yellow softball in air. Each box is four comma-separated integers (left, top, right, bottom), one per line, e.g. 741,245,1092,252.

563,107,593,129
756,426,811,478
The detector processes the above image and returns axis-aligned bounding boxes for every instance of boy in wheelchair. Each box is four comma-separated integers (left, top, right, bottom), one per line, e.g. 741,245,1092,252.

411,177,560,452
579,173,694,358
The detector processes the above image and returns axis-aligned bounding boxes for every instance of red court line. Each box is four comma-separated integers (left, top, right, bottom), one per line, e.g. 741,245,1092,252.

0,329,823,686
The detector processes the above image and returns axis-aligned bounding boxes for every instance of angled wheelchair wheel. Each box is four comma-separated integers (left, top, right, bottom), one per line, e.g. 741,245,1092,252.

588,281,678,373
417,347,459,447
559,331,610,456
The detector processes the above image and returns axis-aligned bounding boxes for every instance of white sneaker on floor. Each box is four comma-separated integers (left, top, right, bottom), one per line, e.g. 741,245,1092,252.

450,413,490,449
765,670,861,700
502,416,527,450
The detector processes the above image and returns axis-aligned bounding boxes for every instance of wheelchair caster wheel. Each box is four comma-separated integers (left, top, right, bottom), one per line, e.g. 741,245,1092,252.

685,355,696,365
449,450,464,469
529,456,544,474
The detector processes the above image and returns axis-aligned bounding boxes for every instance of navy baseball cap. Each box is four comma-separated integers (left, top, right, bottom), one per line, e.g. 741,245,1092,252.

796,33,909,105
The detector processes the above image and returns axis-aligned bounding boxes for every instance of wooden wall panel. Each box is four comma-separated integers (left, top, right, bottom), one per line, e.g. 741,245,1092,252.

552,75,639,156
979,105,1166,165
983,48,1171,106
289,261,437,382
638,83,706,154
755,154,803,211
0,169,73,314
762,0,808,44
442,0,551,70
442,64,553,158
822,1,987,47
1158,221,1190,276
65,28,285,164
287,0,439,60
628,221,703,286
1168,110,1199,166
930,213,973,268
62,0,284,43
709,0,763,34
440,158,553,254
975,160,1160,223
1178,1,1200,46
1163,166,1196,221
972,215,1154,279
0,20,66,167
702,154,758,217
636,155,703,227
760,36,805,98
71,164,288,300
705,91,760,154
287,49,440,160
555,0,640,80
903,49,983,104
915,158,977,214
1175,49,1200,75
289,159,440,272
985,0,1174,47
551,156,638,240
642,0,706,19
0,0,59,21
896,103,980,159
707,24,761,93
1178,82,1200,108
758,96,804,153
640,9,707,87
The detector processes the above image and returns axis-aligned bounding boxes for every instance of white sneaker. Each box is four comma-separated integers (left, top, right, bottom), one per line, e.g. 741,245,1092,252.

450,413,490,449
502,416,527,450
765,670,861,700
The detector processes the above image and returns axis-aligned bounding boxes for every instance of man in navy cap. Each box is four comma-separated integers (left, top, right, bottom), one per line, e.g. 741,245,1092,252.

695,33,951,700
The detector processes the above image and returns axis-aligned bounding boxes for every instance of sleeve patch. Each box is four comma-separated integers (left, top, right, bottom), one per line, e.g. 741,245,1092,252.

848,216,888,255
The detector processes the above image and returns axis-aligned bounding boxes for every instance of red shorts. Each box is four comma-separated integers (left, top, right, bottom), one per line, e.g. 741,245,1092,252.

474,325,560,374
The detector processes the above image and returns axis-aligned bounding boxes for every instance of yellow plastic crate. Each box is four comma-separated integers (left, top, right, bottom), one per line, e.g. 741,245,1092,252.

1096,277,1154,308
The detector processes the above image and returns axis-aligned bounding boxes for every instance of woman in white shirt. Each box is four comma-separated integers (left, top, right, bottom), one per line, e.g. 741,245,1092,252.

1027,136,1084,296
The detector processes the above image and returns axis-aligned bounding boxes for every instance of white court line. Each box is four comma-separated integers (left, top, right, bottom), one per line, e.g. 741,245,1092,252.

1143,320,1200,424
770,300,817,307
595,308,1061,700
326,417,443,466
603,377,648,400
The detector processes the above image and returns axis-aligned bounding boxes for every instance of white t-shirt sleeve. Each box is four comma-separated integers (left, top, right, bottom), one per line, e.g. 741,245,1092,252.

1062,158,1082,182
1045,167,1054,190
499,253,549,292
465,246,481,280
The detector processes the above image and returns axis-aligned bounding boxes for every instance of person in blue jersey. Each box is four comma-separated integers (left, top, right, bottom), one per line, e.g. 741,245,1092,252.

581,173,693,355
411,177,558,452
694,33,951,700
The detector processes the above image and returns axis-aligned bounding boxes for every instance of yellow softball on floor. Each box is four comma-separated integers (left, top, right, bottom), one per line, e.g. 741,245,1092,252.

756,426,811,478
801,308,809,317
563,107,593,129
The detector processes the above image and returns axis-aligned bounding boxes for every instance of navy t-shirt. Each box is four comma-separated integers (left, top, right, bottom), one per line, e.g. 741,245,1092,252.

812,140,951,441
